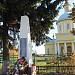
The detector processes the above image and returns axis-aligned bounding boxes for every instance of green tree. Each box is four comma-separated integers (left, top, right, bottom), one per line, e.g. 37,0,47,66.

0,0,64,74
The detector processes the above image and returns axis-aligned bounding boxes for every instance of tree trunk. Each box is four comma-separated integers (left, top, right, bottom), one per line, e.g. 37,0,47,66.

2,60,9,75
2,22,9,75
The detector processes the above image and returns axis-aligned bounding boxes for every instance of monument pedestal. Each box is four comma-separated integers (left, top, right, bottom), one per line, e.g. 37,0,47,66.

18,16,33,75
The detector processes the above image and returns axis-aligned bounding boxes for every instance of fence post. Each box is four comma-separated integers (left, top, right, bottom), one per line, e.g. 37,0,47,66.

38,66,39,74
45,66,47,72
0,55,2,66
12,54,14,65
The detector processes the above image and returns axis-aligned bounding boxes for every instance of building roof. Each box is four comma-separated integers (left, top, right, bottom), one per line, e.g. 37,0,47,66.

49,39,56,43
58,12,71,22
57,0,71,22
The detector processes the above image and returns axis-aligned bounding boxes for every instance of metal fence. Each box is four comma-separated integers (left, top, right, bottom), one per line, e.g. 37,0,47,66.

0,55,18,68
0,54,75,74
36,65,75,74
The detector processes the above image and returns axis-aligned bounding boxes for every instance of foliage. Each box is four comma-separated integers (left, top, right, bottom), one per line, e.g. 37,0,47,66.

46,52,75,66
0,1,65,73
0,0,64,45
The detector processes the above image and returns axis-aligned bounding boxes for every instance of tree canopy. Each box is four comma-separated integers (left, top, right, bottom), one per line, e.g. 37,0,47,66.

0,0,64,45
0,0,65,74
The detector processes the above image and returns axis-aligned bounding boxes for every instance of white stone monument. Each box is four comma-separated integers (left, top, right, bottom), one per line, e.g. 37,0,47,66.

18,16,33,67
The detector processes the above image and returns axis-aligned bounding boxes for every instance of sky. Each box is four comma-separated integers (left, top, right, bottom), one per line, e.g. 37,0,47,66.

32,0,74,55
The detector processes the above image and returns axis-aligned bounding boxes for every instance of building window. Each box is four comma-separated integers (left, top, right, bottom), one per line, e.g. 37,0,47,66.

47,48,50,55
67,46,72,56
66,7,68,12
59,25,61,31
67,24,69,29
60,46,64,54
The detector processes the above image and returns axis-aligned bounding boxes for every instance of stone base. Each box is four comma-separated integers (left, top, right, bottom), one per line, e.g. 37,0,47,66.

28,67,31,75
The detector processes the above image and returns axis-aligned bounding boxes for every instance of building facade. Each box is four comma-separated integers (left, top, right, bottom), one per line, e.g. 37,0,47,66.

45,0,75,56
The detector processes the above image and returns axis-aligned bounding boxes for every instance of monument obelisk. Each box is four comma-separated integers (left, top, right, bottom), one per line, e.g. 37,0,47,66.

18,16,33,67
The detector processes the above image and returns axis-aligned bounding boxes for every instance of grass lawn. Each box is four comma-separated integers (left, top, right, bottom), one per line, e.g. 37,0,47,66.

35,62,46,66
